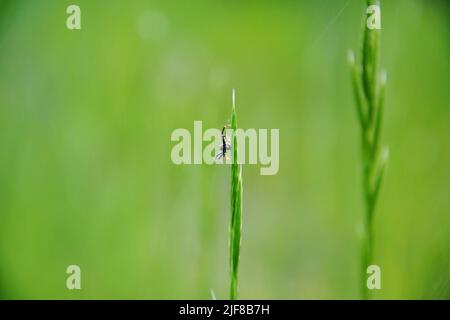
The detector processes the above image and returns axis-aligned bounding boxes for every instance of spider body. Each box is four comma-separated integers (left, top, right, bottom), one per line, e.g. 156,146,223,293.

215,125,231,161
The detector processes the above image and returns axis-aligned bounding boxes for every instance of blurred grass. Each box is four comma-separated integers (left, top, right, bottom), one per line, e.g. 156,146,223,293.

0,0,449,299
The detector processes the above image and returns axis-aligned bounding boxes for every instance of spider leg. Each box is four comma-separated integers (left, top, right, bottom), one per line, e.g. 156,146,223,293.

215,152,224,160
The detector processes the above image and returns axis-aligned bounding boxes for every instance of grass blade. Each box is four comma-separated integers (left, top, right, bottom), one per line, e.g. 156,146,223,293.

229,89,243,300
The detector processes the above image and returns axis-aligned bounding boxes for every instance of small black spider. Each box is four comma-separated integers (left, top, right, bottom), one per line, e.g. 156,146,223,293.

215,125,231,161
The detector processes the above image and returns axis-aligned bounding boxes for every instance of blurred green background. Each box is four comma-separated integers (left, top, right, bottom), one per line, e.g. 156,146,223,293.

0,0,449,299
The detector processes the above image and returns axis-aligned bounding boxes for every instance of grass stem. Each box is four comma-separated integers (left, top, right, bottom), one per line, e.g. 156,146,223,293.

349,0,388,300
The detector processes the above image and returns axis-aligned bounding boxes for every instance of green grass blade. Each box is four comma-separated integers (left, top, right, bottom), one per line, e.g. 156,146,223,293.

372,70,386,157
349,50,368,131
229,89,243,300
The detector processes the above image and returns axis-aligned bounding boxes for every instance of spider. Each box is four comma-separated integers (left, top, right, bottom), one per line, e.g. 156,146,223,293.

215,125,231,161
